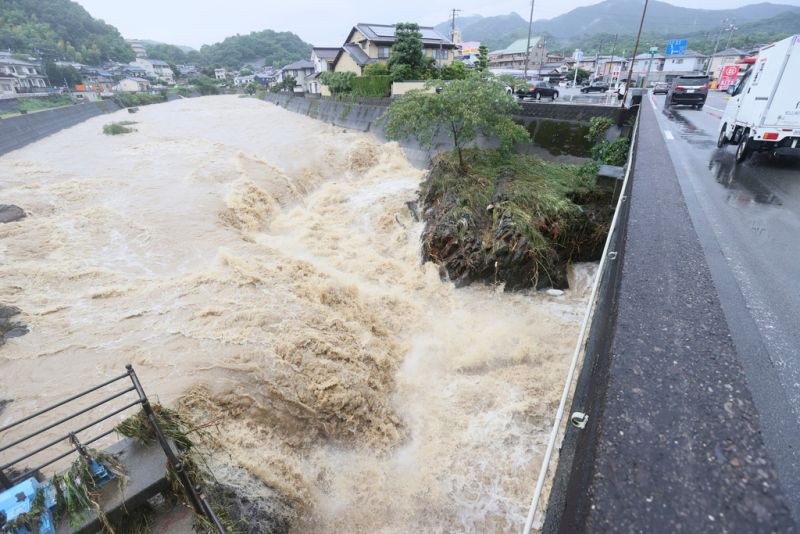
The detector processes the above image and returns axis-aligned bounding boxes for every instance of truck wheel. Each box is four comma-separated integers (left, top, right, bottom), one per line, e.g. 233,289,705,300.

717,124,728,148
735,133,751,163
552,91,558,100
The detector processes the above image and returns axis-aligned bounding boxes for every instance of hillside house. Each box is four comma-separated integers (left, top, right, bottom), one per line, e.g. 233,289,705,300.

127,40,148,59
0,56,49,95
306,47,339,94
214,68,227,80
332,23,457,75
278,60,314,92
487,37,547,71
130,58,174,83
114,77,151,92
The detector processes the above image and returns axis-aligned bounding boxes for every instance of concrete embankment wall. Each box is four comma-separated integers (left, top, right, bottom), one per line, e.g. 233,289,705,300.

263,93,631,164
0,100,121,156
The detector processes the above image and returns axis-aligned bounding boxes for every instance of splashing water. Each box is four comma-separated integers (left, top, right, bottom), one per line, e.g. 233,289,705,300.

0,96,592,532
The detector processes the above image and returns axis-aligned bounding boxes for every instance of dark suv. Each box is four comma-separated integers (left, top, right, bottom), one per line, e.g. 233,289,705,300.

665,75,709,109
580,81,610,93
516,81,559,100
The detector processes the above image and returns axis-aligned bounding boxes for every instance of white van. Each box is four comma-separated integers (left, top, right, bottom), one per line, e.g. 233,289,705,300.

717,35,800,163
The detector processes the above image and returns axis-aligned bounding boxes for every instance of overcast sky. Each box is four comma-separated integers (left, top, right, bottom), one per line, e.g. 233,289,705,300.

74,0,800,49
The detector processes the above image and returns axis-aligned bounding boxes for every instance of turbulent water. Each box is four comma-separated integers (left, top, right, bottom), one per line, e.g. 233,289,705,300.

0,96,593,532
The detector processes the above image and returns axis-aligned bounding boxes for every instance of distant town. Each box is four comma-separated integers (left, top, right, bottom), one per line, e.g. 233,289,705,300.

1,19,765,105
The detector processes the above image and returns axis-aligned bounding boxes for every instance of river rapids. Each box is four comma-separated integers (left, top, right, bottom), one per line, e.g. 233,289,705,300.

0,96,593,532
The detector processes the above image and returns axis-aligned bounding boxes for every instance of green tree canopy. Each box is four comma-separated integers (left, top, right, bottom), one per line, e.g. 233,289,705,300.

440,61,468,80
363,62,389,76
383,74,530,170
320,71,356,94
0,0,133,63
477,45,489,71
388,23,425,81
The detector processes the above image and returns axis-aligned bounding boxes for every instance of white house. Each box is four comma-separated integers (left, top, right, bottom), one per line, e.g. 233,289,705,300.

278,60,314,92
306,47,339,94
214,68,227,80
633,50,707,84
0,55,49,94
113,77,151,92
233,74,255,87
130,58,174,83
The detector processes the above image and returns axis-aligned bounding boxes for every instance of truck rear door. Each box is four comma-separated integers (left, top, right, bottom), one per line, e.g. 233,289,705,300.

763,35,800,129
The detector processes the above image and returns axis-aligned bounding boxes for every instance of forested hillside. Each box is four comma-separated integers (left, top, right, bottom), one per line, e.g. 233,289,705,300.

0,0,133,63
198,30,311,68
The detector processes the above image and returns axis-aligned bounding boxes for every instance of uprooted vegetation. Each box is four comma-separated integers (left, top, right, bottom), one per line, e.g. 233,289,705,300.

421,149,614,290
102,121,137,135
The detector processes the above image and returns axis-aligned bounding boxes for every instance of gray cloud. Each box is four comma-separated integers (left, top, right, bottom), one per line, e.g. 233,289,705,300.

75,0,800,49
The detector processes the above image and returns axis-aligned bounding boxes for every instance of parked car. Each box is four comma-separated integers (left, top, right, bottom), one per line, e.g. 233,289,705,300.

580,82,609,93
516,81,559,100
652,82,670,94
665,74,709,109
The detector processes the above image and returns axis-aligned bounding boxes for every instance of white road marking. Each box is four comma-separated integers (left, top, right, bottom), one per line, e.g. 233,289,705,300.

664,130,675,140
705,105,724,113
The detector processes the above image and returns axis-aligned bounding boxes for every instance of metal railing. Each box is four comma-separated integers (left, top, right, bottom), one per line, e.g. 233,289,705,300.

0,364,225,533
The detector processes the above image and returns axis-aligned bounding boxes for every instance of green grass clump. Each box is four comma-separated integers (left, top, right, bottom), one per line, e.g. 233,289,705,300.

115,92,167,108
103,122,136,135
18,95,73,113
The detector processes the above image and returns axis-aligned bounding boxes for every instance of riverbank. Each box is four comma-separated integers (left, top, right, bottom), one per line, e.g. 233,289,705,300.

0,95,594,531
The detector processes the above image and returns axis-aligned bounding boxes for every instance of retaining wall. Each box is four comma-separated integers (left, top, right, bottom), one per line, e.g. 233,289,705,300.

0,100,121,156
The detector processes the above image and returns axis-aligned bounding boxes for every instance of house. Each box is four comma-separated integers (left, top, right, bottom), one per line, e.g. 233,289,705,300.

127,40,148,59
332,23,457,75
594,55,629,81
487,37,547,71
123,65,148,79
278,60,314,92
633,50,707,84
0,73,17,97
130,59,174,83
0,55,49,94
306,47,339,93
707,48,747,79
178,64,201,77
214,68,227,80
233,74,255,87
114,77,151,92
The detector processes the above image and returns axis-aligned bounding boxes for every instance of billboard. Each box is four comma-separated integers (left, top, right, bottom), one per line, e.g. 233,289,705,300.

461,41,480,55
718,64,741,90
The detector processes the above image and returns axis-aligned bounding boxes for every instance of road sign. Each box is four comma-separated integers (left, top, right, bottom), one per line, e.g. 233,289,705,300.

649,47,658,55
574,50,584,62
666,39,687,55
718,64,740,90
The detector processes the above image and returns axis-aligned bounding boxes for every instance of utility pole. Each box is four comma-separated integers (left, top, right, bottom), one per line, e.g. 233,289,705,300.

706,18,729,76
622,0,651,107
523,0,536,80
594,39,604,81
608,33,619,84
725,21,737,50
450,8,461,42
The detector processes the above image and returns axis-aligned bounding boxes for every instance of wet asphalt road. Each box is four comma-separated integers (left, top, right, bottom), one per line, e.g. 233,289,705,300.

650,90,800,520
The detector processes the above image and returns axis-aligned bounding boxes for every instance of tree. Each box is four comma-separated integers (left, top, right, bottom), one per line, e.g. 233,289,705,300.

189,76,221,95
245,81,260,95
387,23,425,81
44,61,82,87
477,45,489,71
440,61,468,80
383,74,530,170
566,68,591,84
320,71,355,94
280,75,297,92
363,62,389,76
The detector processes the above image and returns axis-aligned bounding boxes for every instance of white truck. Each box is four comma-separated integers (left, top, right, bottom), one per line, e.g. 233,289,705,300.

717,34,800,163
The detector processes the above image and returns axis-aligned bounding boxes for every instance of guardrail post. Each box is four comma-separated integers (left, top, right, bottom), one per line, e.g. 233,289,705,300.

125,365,224,532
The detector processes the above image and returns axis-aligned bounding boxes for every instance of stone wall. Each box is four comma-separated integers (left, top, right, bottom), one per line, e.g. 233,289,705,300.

0,100,121,156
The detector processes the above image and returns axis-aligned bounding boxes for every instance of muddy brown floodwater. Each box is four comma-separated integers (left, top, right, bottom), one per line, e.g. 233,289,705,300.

0,95,593,532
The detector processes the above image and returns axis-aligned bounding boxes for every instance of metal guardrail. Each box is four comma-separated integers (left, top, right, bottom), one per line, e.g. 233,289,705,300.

0,364,225,533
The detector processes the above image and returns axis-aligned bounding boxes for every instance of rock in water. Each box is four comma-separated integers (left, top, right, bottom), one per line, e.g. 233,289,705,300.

0,305,28,346
0,205,25,223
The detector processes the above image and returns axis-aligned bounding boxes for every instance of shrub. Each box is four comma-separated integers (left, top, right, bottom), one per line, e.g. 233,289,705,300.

189,76,221,95
103,121,136,135
591,137,630,166
351,75,391,97
115,92,167,108
586,116,615,143
363,62,389,76
320,71,356,94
